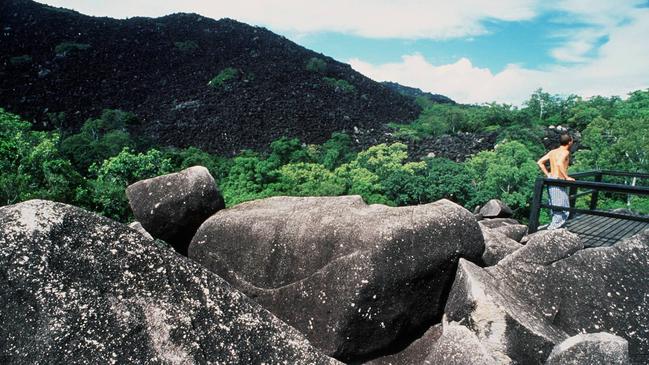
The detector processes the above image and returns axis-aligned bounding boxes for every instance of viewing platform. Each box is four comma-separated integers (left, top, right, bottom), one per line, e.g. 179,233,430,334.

529,170,649,247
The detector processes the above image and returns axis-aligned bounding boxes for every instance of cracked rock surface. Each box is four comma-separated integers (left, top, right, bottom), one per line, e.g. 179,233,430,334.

546,332,630,365
126,166,225,255
445,228,649,364
189,196,484,362
0,200,338,365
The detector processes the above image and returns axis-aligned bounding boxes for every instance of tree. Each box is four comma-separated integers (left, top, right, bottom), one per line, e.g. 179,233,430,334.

0,109,82,205
276,163,344,197
466,141,538,217
86,148,173,221
60,109,136,172
421,157,475,206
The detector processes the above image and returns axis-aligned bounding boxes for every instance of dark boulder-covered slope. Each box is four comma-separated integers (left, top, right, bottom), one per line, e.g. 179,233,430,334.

0,0,420,155
382,81,455,104
0,199,339,364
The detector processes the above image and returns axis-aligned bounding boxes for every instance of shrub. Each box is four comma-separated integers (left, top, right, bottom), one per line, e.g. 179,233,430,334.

276,162,344,196
323,77,356,93
60,109,137,171
9,55,32,66
466,141,538,218
55,42,91,55
86,148,173,221
208,67,239,88
0,109,81,205
306,57,327,73
174,40,199,52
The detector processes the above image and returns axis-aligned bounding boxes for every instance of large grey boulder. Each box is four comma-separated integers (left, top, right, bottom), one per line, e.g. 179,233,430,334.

446,228,649,363
0,200,338,365
126,166,224,255
491,224,528,242
477,217,519,229
445,259,569,364
128,221,154,240
424,321,497,365
481,227,523,266
479,199,513,218
546,333,630,365
189,196,484,362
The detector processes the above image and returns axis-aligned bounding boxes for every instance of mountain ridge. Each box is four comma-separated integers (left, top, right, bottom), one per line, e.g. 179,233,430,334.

0,0,421,155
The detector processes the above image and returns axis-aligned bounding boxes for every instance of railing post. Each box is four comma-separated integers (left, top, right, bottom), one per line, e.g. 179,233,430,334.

529,177,545,233
590,171,602,211
568,183,578,219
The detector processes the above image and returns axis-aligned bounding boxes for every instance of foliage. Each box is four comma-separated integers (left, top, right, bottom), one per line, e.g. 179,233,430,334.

466,141,538,217
219,151,278,207
276,163,344,196
9,55,32,66
60,109,137,171
497,124,545,157
0,109,81,205
55,42,91,55
174,40,199,52
162,146,231,182
323,77,356,93
208,67,239,88
335,143,426,205
317,132,355,170
85,148,173,221
306,57,327,73
421,157,475,206
3,87,649,226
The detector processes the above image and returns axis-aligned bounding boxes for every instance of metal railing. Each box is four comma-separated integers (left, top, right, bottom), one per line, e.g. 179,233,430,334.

528,170,649,233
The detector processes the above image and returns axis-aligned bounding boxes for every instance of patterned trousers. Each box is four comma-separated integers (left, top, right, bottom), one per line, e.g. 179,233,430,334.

547,185,570,229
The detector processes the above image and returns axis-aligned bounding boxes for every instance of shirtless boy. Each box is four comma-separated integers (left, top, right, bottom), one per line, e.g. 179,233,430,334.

537,134,574,229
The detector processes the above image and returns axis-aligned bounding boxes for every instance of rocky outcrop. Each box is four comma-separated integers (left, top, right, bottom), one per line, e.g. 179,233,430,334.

0,200,338,364
477,218,519,229
546,333,630,365
363,325,442,365
126,166,224,255
445,259,569,364
128,221,153,240
490,224,528,242
479,199,513,218
189,196,484,362
480,227,523,266
424,321,497,365
445,228,649,364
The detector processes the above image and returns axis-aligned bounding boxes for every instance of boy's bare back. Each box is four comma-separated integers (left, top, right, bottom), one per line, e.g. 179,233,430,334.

537,135,574,180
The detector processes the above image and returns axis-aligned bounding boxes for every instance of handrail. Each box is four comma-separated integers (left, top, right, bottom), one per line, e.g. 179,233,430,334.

528,170,649,233
569,170,649,179
543,179,649,195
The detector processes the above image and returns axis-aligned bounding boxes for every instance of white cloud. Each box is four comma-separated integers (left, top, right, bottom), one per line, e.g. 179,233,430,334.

350,6,649,104
544,0,645,63
41,0,538,39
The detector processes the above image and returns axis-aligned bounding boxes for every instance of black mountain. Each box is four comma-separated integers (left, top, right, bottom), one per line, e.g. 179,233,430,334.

0,0,420,154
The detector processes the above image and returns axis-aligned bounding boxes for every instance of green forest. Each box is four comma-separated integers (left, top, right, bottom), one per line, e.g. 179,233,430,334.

1,89,648,223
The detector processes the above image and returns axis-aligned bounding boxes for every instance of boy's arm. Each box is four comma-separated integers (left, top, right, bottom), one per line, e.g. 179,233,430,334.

537,153,550,177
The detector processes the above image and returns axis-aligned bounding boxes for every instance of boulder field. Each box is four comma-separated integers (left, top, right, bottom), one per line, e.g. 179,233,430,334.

0,200,338,364
2,166,648,364
188,196,485,362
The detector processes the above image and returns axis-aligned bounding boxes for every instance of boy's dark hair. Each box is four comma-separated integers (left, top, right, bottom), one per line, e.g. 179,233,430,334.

560,133,573,146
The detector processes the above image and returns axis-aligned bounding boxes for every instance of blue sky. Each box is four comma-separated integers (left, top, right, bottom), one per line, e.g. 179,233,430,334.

41,0,649,104
291,15,569,73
